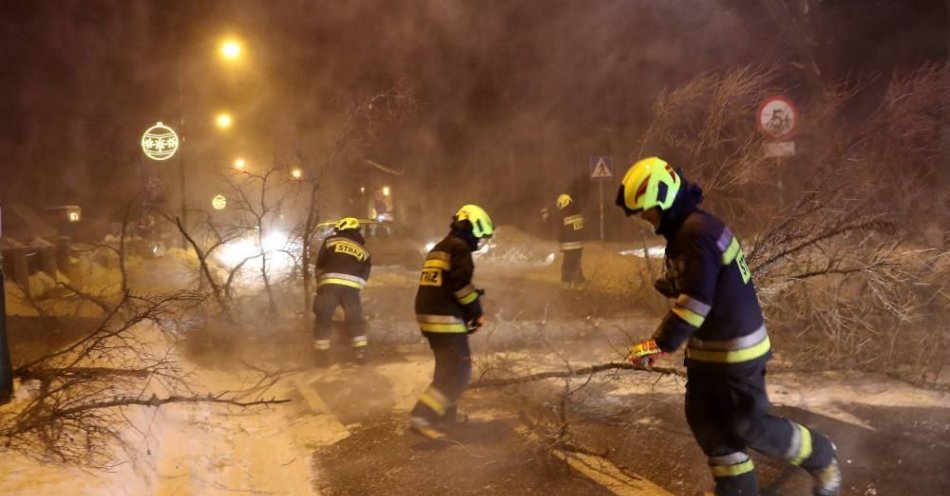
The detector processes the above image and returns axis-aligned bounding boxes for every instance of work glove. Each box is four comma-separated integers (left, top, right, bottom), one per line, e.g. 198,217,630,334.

467,315,485,334
629,339,663,367
653,278,678,298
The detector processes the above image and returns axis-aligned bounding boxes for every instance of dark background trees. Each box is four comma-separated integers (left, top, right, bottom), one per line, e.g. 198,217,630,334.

0,0,946,238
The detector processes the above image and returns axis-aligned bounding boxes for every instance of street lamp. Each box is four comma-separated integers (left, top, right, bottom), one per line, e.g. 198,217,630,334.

215,112,233,129
290,167,303,180
220,39,242,61
233,158,246,170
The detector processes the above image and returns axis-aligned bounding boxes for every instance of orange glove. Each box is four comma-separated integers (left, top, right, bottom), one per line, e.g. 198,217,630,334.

629,339,663,367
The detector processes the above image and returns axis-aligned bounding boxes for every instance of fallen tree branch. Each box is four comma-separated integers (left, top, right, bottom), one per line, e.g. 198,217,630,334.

17,367,152,381
471,362,685,389
52,393,291,416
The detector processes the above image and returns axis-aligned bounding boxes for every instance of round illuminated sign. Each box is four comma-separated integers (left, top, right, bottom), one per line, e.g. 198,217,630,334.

757,96,798,139
212,195,228,210
141,122,180,161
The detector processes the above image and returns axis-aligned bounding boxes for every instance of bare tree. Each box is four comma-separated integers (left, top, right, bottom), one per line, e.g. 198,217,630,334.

639,64,949,371
297,82,418,314
1,290,288,467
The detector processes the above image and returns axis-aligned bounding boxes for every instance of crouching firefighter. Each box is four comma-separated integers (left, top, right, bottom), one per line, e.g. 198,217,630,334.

556,193,586,289
408,204,493,440
616,157,842,496
312,217,372,365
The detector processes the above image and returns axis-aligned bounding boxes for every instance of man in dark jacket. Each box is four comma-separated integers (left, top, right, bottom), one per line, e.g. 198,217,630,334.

556,193,586,288
408,204,493,440
313,217,372,365
616,157,842,496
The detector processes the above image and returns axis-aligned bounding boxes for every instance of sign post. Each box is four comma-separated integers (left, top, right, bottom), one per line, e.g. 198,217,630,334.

757,95,799,157
588,156,614,241
0,206,13,405
757,96,799,210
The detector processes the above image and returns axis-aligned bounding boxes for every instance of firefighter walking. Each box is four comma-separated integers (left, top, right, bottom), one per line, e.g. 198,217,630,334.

556,193,586,289
408,204,493,440
312,217,372,365
616,157,842,496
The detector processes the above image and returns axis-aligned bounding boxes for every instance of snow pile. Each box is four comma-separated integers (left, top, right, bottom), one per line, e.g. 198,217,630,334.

474,226,557,266
619,246,665,258
0,336,346,496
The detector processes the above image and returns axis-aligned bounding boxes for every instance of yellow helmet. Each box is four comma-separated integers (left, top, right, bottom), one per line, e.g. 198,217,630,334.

335,217,360,232
616,157,682,215
454,204,494,238
556,194,573,210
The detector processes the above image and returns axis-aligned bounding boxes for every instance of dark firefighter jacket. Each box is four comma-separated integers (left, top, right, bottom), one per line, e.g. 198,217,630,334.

315,229,372,290
652,188,770,372
414,228,483,333
558,202,585,251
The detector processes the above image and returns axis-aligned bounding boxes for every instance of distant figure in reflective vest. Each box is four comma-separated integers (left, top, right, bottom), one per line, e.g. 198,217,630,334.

313,217,372,365
616,157,841,496
556,193,586,289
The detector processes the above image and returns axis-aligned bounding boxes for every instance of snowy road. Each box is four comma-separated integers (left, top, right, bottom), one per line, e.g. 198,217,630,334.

1,264,946,495
1,329,946,495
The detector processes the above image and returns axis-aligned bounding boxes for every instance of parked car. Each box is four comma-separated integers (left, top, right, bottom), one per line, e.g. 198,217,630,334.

312,218,428,269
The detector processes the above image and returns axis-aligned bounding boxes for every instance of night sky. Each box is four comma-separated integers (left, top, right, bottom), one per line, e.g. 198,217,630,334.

0,0,946,233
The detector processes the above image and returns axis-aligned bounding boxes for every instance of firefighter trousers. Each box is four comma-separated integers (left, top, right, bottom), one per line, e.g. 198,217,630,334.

685,366,835,495
410,332,471,424
312,284,367,350
560,248,585,284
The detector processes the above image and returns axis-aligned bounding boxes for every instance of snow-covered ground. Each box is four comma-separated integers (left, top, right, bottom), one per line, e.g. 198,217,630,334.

1,342,945,495
1,226,946,495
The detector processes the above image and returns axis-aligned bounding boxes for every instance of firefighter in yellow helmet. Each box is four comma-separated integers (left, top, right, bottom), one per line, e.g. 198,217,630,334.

616,157,841,496
312,217,372,365
409,204,493,440
555,193,586,289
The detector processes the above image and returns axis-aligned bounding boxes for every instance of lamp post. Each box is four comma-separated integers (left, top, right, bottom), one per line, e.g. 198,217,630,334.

165,37,243,248
0,209,12,405
0,261,12,405
177,52,188,248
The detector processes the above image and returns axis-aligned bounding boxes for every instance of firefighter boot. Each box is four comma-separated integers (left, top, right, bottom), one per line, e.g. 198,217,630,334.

810,455,842,496
408,416,446,441
352,347,368,365
438,405,469,429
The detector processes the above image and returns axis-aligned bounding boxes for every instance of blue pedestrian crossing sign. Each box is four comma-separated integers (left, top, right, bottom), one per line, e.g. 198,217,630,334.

589,156,613,179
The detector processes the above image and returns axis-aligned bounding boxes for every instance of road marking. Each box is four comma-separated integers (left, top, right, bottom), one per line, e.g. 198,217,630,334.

291,377,351,445
517,426,673,496
551,449,675,496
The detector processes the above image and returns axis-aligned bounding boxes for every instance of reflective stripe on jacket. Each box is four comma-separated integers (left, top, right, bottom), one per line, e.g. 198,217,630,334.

315,230,372,291
558,203,585,247
414,233,482,333
317,272,367,289
651,210,769,369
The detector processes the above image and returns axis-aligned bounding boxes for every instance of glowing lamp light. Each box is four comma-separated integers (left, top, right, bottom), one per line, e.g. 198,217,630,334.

215,113,233,129
290,167,302,179
382,185,391,197
220,40,242,60
68,211,81,222
141,122,179,161
234,158,246,170
212,194,228,210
